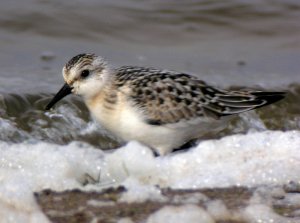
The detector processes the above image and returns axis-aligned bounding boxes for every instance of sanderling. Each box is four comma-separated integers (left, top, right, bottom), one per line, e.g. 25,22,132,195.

46,53,285,155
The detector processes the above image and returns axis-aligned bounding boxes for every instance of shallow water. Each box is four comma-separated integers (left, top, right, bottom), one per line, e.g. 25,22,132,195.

0,0,300,222
0,84,299,149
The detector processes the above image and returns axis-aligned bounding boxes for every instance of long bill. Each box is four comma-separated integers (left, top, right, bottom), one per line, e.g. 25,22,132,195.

45,83,73,110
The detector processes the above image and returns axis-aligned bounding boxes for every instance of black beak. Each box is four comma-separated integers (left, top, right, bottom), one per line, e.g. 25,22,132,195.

45,83,73,110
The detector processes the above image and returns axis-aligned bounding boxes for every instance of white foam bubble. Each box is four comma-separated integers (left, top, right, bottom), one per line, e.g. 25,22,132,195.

0,141,104,222
0,130,299,221
242,204,291,223
205,200,231,220
101,130,300,189
146,205,215,223
117,217,134,223
119,178,167,203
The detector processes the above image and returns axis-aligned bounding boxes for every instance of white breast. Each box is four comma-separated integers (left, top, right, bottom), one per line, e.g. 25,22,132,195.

85,92,228,155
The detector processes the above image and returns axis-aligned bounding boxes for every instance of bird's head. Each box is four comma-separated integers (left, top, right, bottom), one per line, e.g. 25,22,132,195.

46,53,112,110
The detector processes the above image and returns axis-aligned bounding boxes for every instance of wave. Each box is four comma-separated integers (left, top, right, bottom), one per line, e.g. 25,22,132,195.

0,83,299,147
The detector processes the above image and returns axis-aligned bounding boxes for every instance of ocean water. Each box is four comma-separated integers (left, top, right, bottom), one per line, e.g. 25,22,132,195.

0,0,300,222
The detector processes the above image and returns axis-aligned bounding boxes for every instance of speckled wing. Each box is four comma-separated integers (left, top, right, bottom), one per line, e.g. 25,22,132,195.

115,66,285,125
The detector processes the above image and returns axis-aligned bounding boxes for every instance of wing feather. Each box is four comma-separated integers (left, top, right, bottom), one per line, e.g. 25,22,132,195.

115,66,285,125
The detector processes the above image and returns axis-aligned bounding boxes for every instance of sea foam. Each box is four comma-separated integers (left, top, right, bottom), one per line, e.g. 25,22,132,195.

0,130,299,222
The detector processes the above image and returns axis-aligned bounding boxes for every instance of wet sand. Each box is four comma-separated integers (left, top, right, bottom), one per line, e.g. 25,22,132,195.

36,184,300,223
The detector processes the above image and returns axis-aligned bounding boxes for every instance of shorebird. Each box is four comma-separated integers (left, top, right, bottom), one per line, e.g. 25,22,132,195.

46,53,285,155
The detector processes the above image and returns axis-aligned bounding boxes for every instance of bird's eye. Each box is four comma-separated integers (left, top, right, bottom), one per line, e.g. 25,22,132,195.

81,70,90,78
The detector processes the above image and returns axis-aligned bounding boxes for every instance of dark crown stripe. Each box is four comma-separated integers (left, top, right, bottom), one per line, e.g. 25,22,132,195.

65,53,95,71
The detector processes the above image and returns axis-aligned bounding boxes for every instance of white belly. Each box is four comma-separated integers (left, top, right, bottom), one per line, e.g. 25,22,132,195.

86,96,227,155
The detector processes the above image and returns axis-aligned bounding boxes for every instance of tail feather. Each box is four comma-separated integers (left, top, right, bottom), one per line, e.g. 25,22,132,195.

250,91,286,107
201,89,286,119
